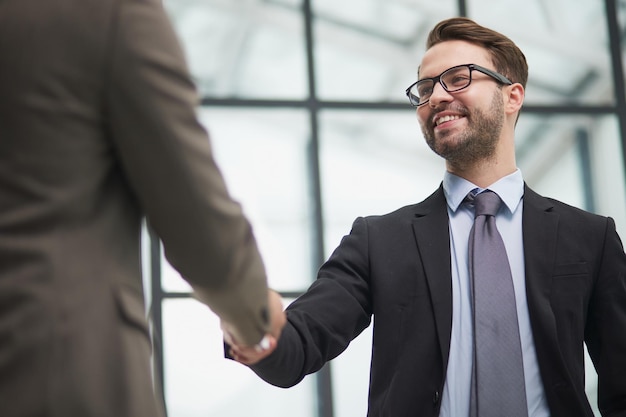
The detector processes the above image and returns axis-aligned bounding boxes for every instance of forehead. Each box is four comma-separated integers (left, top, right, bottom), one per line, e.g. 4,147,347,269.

419,40,493,78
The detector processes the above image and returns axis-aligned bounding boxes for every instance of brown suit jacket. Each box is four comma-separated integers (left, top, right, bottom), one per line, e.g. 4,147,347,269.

0,0,268,416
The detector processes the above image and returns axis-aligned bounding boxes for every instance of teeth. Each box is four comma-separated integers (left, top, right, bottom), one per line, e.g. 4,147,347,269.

435,115,460,126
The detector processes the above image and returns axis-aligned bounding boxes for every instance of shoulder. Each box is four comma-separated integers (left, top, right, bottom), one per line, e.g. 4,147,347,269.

357,186,446,225
523,185,612,233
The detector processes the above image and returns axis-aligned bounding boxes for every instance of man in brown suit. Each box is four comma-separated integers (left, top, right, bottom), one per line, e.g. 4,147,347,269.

0,0,280,416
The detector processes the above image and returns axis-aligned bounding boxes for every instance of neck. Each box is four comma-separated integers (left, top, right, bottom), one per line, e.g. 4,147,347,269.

446,156,517,188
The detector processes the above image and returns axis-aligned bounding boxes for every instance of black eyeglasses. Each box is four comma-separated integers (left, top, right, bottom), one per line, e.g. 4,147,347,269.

405,63,512,107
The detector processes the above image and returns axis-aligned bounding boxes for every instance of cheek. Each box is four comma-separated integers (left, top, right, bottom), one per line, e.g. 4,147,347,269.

416,108,430,128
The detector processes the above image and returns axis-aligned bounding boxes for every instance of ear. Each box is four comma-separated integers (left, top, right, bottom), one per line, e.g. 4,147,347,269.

504,83,525,116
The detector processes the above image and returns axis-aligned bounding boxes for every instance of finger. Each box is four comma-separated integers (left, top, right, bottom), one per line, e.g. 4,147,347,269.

223,331,235,347
231,349,256,365
230,338,277,366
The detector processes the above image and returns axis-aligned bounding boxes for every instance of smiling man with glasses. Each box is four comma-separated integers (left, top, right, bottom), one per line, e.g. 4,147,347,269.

227,17,626,417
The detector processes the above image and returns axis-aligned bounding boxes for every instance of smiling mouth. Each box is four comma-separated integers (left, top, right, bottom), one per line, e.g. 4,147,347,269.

434,114,462,127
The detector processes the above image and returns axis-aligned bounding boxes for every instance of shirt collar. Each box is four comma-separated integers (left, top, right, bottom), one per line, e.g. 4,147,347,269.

443,169,524,214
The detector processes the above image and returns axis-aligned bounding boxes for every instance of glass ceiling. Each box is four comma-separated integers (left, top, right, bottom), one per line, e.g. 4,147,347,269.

164,0,615,106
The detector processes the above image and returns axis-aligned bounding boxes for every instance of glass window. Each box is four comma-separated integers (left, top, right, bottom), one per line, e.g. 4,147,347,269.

163,298,316,417
313,1,457,102
331,325,372,417
319,109,444,254
516,114,588,207
517,114,626,239
587,115,626,238
162,108,315,293
469,0,613,106
164,0,307,99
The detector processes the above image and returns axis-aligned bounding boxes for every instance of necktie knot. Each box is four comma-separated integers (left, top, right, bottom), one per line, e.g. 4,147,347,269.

468,190,502,218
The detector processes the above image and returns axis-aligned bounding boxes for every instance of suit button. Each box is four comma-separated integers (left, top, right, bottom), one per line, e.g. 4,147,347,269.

432,391,440,404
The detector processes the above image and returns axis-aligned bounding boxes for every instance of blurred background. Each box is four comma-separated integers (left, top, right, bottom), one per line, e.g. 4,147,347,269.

144,0,626,415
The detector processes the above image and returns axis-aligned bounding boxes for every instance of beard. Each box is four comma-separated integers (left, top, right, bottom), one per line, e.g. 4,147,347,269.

420,90,505,166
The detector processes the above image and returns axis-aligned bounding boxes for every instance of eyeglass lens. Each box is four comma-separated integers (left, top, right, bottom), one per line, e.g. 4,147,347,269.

411,65,472,105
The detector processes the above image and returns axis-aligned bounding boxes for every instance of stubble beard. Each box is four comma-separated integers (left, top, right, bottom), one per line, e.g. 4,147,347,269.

421,91,505,167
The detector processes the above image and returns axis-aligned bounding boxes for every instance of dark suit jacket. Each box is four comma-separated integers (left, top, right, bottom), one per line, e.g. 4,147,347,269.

250,185,626,417
0,1,268,416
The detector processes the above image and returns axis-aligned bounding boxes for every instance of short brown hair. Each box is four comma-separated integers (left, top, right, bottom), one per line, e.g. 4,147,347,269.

426,17,528,88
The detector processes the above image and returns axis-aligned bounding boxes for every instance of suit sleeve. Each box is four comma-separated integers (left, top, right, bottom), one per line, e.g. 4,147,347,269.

105,0,268,346
585,217,626,416
249,217,372,387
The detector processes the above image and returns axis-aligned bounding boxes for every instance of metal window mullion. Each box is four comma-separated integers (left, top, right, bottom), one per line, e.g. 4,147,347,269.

604,0,626,192
459,0,467,17
303,0,335,417
149,229,168,416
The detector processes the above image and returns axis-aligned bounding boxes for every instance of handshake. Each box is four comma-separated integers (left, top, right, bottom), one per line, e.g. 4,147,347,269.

222,289,287,366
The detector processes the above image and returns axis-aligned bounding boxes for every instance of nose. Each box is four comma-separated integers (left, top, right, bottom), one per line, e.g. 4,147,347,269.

428,81,453,108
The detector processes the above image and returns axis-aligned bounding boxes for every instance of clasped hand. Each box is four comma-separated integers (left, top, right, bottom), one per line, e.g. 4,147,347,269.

222,289,286,366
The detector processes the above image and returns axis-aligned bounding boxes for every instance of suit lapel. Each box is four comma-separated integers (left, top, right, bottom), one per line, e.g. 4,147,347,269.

522,186,569,381
409,185,565,376
412,185,453,366
522,186,558,329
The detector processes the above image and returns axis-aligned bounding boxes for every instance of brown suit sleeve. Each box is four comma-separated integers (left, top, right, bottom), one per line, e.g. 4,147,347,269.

105,0,268,345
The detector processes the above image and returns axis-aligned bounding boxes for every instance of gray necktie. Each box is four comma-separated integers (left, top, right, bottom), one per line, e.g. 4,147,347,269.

467,190,528,417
